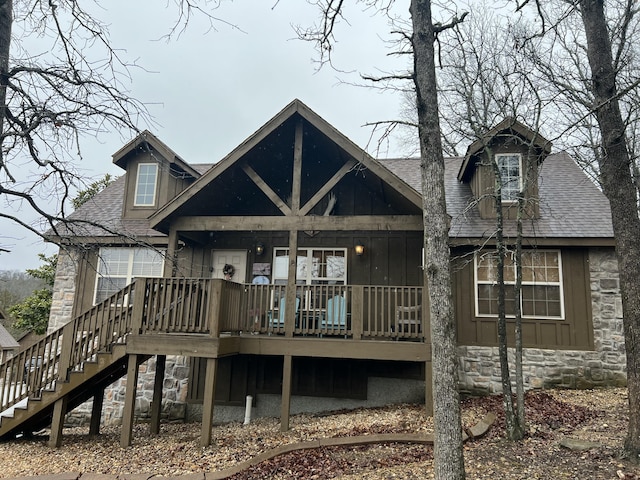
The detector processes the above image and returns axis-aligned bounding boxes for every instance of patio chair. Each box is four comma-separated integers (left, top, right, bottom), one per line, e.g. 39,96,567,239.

320,295,347,335
268,296,299,332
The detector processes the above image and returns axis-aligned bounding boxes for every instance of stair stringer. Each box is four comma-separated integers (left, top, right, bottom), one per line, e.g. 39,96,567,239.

0,345,150,440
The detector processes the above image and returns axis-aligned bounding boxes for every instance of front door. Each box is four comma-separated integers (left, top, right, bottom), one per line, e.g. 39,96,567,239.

211,250,247,283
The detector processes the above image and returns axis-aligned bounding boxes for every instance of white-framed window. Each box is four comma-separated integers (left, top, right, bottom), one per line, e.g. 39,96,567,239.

134,163,158,206
272,248,347,285
474,249,564,320
496,153,522,202
94,247,165,304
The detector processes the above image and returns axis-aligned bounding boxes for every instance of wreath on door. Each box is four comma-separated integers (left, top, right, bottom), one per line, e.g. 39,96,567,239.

223,264,235,279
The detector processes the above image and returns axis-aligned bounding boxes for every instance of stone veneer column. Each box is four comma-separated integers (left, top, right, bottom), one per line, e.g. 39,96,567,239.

48,247,79,333
457,247,627,393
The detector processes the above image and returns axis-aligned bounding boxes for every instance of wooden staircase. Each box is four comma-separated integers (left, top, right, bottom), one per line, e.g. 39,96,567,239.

0,283,139,440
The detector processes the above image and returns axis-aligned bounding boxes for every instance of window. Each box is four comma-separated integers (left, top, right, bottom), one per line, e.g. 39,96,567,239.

475,250,564,319
94,247,164,304
134,163,158,206
496,153,522,202
272,248,346,285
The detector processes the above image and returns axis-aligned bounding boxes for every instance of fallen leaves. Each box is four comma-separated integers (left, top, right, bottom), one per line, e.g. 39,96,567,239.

0,388,638,479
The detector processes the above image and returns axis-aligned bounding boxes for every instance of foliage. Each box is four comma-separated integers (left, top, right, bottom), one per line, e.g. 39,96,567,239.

8,254,57,334
71,174,116,209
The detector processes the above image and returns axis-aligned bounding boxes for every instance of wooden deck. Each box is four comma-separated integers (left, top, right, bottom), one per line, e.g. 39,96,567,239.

0,278,432,448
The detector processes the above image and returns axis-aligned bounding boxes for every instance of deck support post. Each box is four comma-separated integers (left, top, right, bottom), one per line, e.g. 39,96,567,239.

120,354,139,447
425,359,433,417
280,354,293,432
48,396,68,448
89,387,105,436
150,354,166,435
201,357,218,447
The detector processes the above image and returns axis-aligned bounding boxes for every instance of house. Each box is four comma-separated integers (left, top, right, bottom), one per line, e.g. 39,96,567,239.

0,100,622,447
0,311,19,364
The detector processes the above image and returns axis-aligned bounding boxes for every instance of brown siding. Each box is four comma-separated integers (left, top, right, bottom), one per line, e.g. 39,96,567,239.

206,231,424,287
453,247,594,350
470,142,541,220
121,148,194,219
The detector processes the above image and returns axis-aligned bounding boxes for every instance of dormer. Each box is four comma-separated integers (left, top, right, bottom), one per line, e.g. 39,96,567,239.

458,118,552,220
112,130,201,219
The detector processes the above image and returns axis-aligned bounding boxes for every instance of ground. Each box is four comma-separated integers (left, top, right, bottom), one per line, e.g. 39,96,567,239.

0,388,638,479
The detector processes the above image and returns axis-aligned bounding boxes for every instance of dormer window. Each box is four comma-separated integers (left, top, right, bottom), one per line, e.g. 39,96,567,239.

496,153,522,202
134,163,158,206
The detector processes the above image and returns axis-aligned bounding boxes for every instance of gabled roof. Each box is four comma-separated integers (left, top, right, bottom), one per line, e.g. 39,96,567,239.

112,130,202,179
149,99,422,231
458,117,553,182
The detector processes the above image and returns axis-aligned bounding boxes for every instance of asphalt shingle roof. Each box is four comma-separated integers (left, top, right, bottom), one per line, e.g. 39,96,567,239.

0,323,19,350
56,153,613,242
381,152,613,239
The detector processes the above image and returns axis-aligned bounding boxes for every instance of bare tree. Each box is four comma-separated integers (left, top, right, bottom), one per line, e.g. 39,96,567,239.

578,0,640,461
514,0,640,461
298,1,467,477
0,0,225,251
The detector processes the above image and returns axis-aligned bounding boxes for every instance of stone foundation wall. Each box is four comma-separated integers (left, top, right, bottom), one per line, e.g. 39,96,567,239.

65,355,191,426
458,247,626,393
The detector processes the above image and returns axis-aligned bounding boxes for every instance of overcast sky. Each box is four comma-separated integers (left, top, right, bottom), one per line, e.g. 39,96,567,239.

0,1,419,271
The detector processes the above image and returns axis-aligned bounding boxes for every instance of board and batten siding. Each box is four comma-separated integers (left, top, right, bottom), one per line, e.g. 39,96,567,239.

453,247,594,350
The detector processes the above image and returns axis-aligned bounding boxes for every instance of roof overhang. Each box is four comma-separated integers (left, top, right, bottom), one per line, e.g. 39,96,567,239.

458,118,553,182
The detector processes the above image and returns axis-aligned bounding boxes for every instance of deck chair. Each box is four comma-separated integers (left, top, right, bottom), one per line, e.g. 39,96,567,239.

320,295,347,333
268,296,300,331
395,304,422,340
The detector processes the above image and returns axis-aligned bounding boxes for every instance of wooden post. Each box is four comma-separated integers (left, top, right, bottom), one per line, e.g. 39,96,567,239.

150,355,166,435
120,354,139,447
163,226,179,277
285,231,298,338
130,278,147,335
208,280,223,336
201,357,218,447
57,321,77,383
280,355,293,432
89,387,105,436
351,286,364,340
425,359,434,417
48,396,68,448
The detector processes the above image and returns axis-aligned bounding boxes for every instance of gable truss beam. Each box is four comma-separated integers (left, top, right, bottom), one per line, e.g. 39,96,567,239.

299,159,358,216
242,164,292,215
173,215,423,232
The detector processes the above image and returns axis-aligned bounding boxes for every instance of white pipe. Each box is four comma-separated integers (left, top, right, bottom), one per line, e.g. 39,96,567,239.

243,395,253,425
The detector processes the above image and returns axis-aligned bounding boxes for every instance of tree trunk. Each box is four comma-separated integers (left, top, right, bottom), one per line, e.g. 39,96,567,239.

0,0,12,154
410,1,465,478
580,0,640,461
491,157,523,441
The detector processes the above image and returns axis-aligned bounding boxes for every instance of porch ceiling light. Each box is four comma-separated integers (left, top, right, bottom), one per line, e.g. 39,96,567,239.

255,243,265,256
355,244,365,256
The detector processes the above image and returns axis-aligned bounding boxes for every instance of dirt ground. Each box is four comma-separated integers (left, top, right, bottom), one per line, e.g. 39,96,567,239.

0,387,638,479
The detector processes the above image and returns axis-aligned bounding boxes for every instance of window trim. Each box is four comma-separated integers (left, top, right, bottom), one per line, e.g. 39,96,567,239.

272,247,347,285
93,247,165,305
495,153,523,203
473,249,565,320
133,163,159,207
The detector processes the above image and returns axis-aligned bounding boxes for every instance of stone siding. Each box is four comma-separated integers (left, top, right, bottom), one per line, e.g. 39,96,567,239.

458,247,626,393
48,248,79,333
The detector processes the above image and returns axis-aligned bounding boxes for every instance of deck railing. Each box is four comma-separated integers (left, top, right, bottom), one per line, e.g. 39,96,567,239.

0,283,135,414
134,278,426,340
